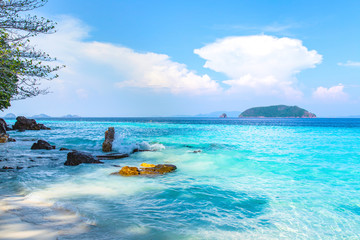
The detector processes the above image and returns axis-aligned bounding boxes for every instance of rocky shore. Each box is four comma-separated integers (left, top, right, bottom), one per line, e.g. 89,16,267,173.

0,116,177,177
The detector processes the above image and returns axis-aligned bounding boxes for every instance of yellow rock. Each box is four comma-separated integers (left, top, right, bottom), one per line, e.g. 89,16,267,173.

119,166,140,176
140,163,156,168
0,134,8,143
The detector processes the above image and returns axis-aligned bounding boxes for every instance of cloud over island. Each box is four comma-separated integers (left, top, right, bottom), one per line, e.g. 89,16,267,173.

194,35,323,99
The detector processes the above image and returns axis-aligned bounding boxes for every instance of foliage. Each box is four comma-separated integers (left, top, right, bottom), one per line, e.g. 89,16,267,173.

0,0,62,110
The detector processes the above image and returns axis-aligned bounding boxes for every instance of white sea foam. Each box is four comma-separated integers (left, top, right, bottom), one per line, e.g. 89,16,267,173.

112,135,166,154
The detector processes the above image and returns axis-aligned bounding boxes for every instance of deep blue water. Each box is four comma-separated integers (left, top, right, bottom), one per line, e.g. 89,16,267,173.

1,118,360,239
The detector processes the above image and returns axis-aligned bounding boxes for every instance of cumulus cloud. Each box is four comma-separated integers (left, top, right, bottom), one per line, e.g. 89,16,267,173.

312,84,348,101
194,35,322,98
33,16,221,96
338,61,360,67
82,42,220,94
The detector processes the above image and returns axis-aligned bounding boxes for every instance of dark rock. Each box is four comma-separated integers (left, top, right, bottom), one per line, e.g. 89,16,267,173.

59,147,70,151
2,166,14,170
131,149,154,154
16,166,24,170
12,116,50,131
102,127,115,152
8,138,16,142
219,113,227,118
192,150,202,153
140,164,177,175
31,140,55,150
96,153,129,160
119,166,140,176
112,164,121,167
0,118,7,134
64,151,103,166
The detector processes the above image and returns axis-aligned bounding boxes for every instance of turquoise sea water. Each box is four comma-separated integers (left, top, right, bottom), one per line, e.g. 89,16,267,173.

1,118,360,239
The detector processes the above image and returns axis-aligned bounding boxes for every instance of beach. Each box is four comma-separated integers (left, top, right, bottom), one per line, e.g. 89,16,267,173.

1,118,360,239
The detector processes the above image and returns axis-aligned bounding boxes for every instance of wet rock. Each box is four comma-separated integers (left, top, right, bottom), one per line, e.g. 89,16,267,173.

64,151,103,166
16,166,24,170
140,164,177,175
31,140,55,150
102,127,115,152
112,164,121,167
2,166,14,170
112,164,177,176
0,134,8,143
0,118,7,134
192,150,202,153
118,166,140,176
132,149,154,153
12,116,50,131
59,147,70,151
96,153,129,160
140,163,156,168
8,138,16,142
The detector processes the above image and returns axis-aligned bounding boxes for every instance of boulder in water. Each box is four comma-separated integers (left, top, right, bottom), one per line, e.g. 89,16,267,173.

119,166,140,176
112,164,177,176
96,153,129,160
0,134,8,143
12,116,50,131
140,163,156,168
31,140,55,150
64,151,103,166
102,127,115,152
140,164,177,175
0,118,7,134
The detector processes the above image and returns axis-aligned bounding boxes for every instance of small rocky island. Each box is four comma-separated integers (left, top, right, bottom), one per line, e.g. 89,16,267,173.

239,105,316,118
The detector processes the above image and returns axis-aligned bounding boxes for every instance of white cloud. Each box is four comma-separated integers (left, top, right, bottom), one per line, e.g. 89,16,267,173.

338,61,360,67
312,84,348,101
32,16,220,96
194,35,322,99
82,42,220,94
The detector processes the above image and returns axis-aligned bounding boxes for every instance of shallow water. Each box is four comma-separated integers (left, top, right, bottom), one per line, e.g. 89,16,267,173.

1,118,360,239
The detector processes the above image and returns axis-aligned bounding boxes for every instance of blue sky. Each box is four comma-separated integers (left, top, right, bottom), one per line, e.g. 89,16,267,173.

3,0,360,117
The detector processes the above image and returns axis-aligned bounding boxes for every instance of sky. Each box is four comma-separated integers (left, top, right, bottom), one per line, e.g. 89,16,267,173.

3,0,360,117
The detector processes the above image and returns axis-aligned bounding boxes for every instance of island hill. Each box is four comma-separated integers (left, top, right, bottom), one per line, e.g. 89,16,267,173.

238,105,316,118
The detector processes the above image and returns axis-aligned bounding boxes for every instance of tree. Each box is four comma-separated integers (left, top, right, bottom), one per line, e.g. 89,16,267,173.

0,0,62,110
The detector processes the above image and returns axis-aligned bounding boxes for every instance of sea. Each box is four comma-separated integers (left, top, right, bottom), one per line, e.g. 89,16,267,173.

1,117,360,239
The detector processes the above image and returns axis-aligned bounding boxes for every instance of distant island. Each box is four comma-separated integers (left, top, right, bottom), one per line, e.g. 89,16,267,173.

62,114,81,118
239,105,316,118
3,113,16,119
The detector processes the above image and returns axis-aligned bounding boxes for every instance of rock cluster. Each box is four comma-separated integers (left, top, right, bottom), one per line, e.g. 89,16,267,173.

12,116,50,131
113,163,177,176
31,140,56,150
102,127,115,152
64,151,103,166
